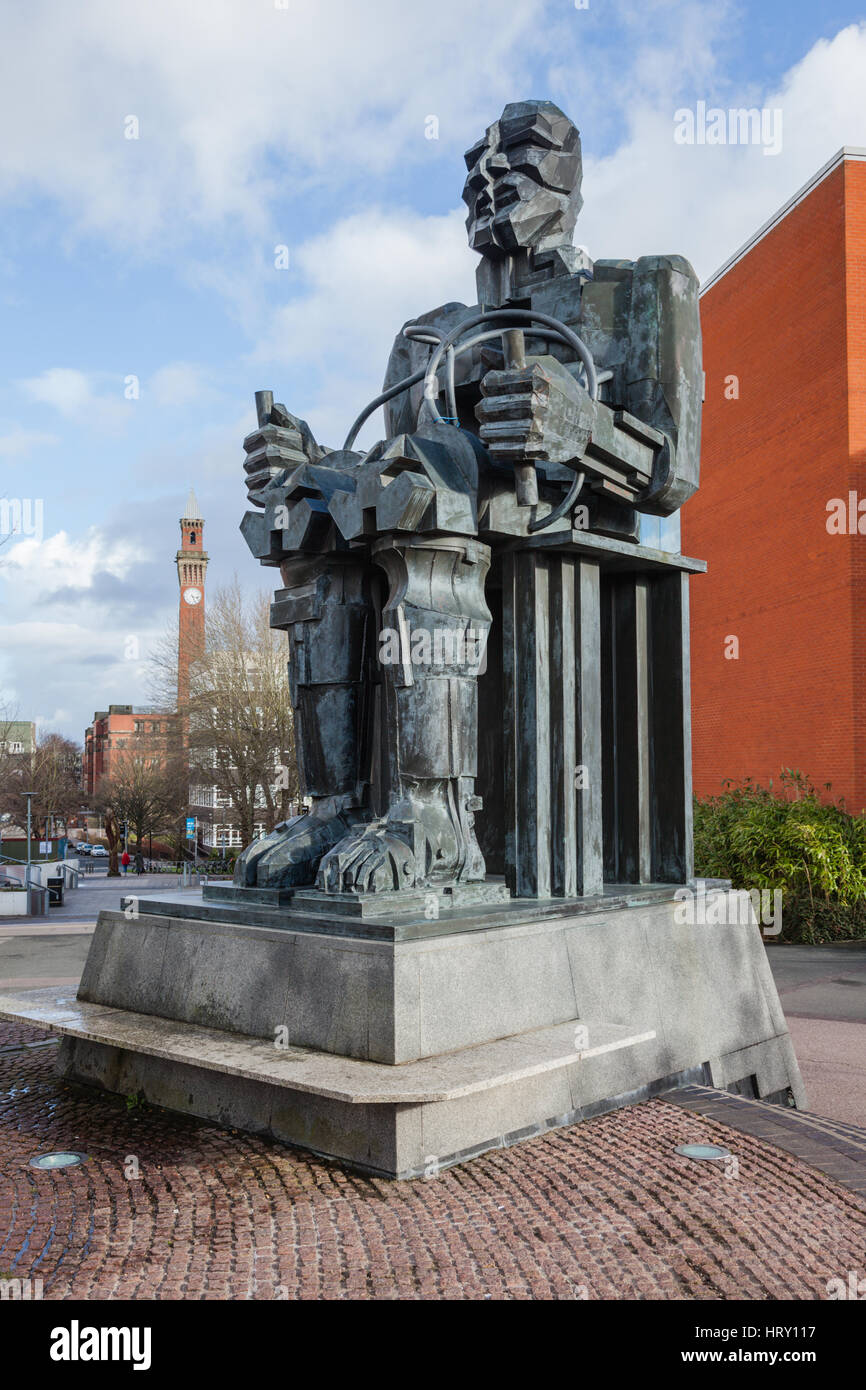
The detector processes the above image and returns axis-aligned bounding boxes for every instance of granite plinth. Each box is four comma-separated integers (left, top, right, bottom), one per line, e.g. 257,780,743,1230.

0,888,806,1178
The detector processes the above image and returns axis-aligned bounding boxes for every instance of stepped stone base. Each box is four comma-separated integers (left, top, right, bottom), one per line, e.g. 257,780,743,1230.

0,887,805,1178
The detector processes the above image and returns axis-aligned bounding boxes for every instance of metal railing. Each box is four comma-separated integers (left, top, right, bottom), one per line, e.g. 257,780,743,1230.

138,858,236,876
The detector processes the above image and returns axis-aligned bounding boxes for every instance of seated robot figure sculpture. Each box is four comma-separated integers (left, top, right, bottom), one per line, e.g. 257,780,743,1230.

235,99,702,897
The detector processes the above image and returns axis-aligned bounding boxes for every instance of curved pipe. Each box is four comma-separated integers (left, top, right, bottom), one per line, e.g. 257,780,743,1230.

422,308,598,422
403,325,458,422
527,470,585,534
342,322,589,451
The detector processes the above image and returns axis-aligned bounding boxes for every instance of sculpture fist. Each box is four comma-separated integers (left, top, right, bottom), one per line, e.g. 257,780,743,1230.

243,402,324,505
475,356,595,468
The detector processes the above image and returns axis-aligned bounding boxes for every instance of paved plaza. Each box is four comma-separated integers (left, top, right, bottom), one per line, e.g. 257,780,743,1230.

1,1019,863,1301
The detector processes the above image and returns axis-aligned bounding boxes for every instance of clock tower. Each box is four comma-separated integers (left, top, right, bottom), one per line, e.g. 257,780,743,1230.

177,487,208,706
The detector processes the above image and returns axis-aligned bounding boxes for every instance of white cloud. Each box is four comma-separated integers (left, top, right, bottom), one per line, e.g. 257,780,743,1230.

19,368,91,415
0,427,59,459
1,527,146,592
148,362,214,408
253,205,476,446
18,368,131,432
577,23,866,281
0,0,544,249
0,527,164,739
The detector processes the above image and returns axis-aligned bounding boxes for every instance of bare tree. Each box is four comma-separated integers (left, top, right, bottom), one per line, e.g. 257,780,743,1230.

0,731,81,841
93,736,189,875
0,704,19,801
150,579,301,847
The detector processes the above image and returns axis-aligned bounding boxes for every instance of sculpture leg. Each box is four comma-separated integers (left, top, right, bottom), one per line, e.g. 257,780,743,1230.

233,553,374,889
318,536,491,894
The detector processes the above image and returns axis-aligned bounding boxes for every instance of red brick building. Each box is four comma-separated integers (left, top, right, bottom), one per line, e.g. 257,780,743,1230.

683,147,866,810
82,706,177,799
82,489,207,799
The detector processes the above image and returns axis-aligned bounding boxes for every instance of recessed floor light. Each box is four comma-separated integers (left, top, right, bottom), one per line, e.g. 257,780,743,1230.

29,1151,88,1170
676,1143,730,1161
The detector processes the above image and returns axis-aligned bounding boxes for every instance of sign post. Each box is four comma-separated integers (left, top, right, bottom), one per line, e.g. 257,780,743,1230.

185,816,197,873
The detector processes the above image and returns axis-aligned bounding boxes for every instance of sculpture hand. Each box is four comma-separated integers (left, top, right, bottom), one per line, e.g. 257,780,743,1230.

243,403,324,505
476,357,595,467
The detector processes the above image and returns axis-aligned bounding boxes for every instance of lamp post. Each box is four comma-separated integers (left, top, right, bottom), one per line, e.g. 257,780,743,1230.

23,791,33,916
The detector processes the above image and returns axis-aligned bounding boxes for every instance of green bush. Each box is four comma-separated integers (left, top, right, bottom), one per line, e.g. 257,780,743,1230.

694,770,866,943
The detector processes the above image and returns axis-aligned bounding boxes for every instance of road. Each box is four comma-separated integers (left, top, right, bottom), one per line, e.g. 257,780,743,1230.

767,942,866,1126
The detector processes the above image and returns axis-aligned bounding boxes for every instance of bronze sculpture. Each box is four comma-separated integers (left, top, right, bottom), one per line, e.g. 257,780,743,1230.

24,103,805,1179
236,99,702,905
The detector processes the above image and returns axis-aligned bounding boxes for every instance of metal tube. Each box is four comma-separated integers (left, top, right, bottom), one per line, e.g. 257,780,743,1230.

255,390,274,428
527,471,586,534
423,308,599,421
342,327,574,451
502,329,538,507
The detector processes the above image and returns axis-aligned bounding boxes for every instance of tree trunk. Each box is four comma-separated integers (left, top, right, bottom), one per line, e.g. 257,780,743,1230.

105,810,121,877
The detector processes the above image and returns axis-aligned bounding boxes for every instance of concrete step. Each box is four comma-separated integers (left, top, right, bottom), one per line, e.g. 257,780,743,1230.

0,986,654,1105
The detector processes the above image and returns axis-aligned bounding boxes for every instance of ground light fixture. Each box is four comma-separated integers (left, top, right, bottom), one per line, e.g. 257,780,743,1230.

29,1151,88,1170
675,1143,731,1161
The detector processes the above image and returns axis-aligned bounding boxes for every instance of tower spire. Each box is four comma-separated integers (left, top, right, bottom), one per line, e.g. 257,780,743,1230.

183,486,202,521
177,490,208,707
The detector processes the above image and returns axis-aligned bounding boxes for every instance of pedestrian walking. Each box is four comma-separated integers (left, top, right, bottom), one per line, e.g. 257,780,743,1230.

121,849,130,874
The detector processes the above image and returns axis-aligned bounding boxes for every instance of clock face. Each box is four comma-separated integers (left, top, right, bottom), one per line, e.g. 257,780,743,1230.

183,587,202,606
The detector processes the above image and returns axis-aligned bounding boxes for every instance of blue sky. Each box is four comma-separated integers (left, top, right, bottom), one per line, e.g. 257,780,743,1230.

1,0,865,741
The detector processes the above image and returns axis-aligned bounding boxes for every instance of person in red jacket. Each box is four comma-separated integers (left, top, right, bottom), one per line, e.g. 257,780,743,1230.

120,849,130,875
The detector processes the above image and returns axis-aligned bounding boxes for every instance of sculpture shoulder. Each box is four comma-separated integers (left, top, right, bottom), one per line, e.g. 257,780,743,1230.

384,301,476,382
628,255,700,317
383,301,477,436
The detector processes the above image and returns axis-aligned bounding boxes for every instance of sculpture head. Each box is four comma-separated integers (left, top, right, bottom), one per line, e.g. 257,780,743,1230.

462,100,583,259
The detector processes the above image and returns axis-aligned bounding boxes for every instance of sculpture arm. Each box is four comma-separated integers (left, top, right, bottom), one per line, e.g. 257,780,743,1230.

624,255,702,515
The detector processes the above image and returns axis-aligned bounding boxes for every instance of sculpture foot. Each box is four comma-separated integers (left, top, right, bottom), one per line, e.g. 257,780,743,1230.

233,797,368,890
317,820,417,893
316,788,485,894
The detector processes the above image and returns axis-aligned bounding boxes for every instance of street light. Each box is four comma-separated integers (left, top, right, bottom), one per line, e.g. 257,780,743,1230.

23,791,33,916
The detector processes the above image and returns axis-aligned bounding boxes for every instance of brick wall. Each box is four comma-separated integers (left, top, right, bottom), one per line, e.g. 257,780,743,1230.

845,161,866,808
683,161,862,807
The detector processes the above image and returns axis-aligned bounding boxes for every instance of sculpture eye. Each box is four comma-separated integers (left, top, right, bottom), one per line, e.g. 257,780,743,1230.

500,140,547,185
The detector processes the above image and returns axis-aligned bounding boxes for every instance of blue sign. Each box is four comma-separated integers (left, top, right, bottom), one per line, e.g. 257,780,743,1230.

185,817,196,840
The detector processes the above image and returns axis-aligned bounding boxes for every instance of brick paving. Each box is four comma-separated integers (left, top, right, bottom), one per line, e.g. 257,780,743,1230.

0,1020,864,1300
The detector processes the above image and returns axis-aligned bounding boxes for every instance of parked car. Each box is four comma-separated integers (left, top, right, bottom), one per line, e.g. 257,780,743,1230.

73,842,91,855
89,846,109,858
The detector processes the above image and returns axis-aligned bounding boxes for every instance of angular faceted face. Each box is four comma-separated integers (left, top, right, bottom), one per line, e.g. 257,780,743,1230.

462,101,583,257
